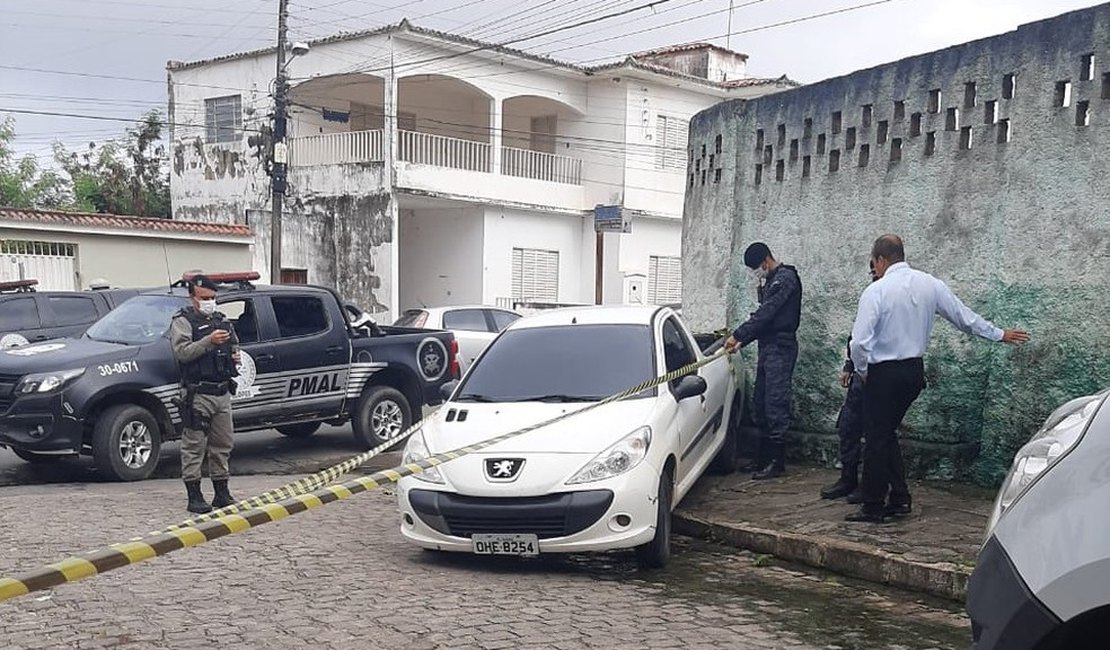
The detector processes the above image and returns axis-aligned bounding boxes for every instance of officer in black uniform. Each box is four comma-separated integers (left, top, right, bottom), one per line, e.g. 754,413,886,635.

724,243,802,480
821,261,879,502
170,274,240,514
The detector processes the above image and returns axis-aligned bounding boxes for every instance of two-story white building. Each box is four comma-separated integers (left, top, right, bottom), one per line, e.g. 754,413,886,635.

167,20,794,321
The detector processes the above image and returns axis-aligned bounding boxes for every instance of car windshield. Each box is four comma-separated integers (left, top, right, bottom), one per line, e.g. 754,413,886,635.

85,295,187,345
455,324,655,403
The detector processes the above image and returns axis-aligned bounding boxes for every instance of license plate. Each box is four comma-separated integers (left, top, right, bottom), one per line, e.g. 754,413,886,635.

471,534,539,556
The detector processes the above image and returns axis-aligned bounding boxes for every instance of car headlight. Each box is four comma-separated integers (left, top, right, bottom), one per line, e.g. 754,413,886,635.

566,426,652,485
985,392,1106,539
400,429,444,484
15,368,86,395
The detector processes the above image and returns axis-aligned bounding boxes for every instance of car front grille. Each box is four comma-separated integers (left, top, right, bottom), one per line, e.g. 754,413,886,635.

409,489,614,540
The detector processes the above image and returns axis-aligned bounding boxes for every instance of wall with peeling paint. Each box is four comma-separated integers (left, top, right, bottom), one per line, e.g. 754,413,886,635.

683,4,1110,485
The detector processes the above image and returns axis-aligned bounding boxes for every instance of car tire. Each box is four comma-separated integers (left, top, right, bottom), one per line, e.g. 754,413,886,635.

276,422,322,438
636,466,674,570
92,404,162,481
710,392,743,475
12,449,64,464
352,386,412,450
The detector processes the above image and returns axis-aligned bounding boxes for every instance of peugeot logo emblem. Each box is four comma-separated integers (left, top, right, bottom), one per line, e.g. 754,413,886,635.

485,458,525,482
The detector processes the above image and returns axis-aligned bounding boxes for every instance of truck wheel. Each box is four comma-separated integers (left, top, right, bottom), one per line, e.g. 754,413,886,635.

636,466,674,569
12,449,64,464
352,386,412,450
92,404,162,481
276,422,322,438
710,392,744,475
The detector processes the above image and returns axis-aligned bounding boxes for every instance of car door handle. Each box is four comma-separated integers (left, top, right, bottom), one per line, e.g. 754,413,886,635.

255,353,275,363
326,345,344,354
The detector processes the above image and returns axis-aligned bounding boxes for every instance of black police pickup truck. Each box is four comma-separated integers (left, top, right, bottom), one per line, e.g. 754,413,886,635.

0,272,458,480
0,279,140,348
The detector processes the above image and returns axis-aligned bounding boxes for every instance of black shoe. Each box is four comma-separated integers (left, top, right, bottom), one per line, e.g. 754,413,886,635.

884,502,912,518
741,457,764,472
211,478,236,509
845,507,887,524
846,488,864,505
185,480,213,514
752,463,785,481
820,478,857,500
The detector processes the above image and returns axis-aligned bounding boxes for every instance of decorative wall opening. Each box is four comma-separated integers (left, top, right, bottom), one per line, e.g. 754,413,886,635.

964,81,977,108
877,120,889,145
1076,100,1091,127
858,144,870,167
829,149,841,172
925,131,937,156
1081,53,1095,81
910,112,923,137
946,107,960,131
1002,73,1016,99
893,100,906,120
890,138,903,163
861,104,873,128
984,100,999,125
928,89,942,113
1055,80,1072,108
832,111,843,134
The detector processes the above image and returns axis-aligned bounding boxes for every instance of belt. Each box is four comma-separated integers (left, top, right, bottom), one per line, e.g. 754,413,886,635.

187,381,230,396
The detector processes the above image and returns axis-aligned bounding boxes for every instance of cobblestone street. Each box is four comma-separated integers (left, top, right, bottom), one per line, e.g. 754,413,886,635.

0,476,968,649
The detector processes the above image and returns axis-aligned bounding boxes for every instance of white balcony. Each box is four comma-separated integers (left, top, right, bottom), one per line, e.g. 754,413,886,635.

289,130,384,166
502,146,582,185
399,130,490,173
288,130,583,188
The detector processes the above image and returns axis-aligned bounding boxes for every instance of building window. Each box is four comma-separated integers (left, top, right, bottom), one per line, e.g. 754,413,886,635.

512,248,559,303
654,114,689,170
205,95,243,144
648,256,682,306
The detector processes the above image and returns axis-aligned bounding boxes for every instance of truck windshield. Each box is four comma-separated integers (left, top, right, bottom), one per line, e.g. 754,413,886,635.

455,324,655,403
85,295,187,346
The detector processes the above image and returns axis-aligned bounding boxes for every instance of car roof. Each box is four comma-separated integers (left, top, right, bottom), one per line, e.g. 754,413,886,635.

138,283,332,299
409,305,517,314
508,305,665,330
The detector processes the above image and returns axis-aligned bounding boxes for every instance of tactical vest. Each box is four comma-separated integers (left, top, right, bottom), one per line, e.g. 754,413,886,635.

177,308,237,385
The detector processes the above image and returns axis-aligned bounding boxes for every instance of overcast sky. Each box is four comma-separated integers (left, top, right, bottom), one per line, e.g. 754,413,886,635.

0,0,1099,160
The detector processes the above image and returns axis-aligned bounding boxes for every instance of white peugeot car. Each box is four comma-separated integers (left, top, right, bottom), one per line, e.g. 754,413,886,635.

396,306,740,568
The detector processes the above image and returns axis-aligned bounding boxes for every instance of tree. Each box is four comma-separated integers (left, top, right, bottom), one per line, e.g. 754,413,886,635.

0,117,71,210
53,109,171,218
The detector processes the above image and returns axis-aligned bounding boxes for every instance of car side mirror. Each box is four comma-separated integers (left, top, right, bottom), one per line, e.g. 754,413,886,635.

673,375,707,401
440,380,460,402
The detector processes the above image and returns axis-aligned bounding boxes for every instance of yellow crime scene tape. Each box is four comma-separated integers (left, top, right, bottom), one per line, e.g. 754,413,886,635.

0,347,733,604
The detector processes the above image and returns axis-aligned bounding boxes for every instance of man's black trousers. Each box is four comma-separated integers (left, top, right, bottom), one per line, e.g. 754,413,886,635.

860,358,925,509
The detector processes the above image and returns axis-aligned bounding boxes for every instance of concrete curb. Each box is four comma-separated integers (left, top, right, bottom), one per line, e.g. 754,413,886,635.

673,511,970,603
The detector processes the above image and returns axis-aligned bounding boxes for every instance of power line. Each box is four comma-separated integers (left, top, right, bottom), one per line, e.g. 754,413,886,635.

0,107,267,135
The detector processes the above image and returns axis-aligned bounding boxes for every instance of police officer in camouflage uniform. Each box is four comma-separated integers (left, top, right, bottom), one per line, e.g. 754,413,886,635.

725,243,802,480
170,274,240,514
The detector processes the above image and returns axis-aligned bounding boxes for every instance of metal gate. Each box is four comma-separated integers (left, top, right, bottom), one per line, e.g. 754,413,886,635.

0,240,78,290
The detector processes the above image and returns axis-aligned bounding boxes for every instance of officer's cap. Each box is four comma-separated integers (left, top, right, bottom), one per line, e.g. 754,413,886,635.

189,274,219,292
743,242,772,269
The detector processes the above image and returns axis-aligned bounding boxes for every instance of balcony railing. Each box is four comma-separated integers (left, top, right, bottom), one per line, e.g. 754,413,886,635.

502,146,582,185
288,129,583,186
399,130,490,172
289,130,383,166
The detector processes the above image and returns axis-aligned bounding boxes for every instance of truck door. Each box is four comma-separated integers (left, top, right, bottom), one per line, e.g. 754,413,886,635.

217,296,279,429
266,292,350,422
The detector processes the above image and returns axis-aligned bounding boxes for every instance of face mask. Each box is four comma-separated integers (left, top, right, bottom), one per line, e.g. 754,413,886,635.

197,299,216,316
749,266,767,282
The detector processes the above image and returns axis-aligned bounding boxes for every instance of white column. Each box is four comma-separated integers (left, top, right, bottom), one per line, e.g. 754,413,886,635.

490,98,503,175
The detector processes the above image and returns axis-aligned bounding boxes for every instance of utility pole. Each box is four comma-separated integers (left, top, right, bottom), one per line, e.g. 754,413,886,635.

270,0,289,285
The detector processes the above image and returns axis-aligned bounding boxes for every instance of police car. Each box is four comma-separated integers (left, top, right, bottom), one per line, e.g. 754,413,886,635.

0,272,458,480
0,279,140,349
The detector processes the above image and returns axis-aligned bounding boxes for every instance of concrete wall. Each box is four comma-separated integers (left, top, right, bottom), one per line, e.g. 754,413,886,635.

482,206,588,305
683,4,1110,485
0,223,251,290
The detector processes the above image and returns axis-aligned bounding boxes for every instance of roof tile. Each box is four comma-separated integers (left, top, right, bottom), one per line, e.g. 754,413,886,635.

0,208,252,238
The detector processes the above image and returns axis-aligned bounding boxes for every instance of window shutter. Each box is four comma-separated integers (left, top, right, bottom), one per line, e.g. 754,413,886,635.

655,115,689,170
648,256,682,305
512,248,559,302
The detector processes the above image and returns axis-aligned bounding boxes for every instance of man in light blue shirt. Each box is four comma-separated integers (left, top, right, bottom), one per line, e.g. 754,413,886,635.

846,235,1030,523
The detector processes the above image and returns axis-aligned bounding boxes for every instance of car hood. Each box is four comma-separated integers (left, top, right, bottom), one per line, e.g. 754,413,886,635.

0,338,139,374
423,398,657,455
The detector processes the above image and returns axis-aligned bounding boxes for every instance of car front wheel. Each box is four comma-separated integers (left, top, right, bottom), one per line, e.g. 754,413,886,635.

636,466,674,569
92,404,162,481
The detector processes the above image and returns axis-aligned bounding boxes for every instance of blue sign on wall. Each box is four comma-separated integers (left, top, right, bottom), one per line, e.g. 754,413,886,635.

594,205,631,234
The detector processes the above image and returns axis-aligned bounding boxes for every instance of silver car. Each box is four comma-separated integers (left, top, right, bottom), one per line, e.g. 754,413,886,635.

967,389,1110,650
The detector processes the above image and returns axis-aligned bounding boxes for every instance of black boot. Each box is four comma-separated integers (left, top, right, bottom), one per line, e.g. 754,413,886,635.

753,441,786,480
820,476,858,500
185,480,213,514
741,439,765,472
211,478,235,509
